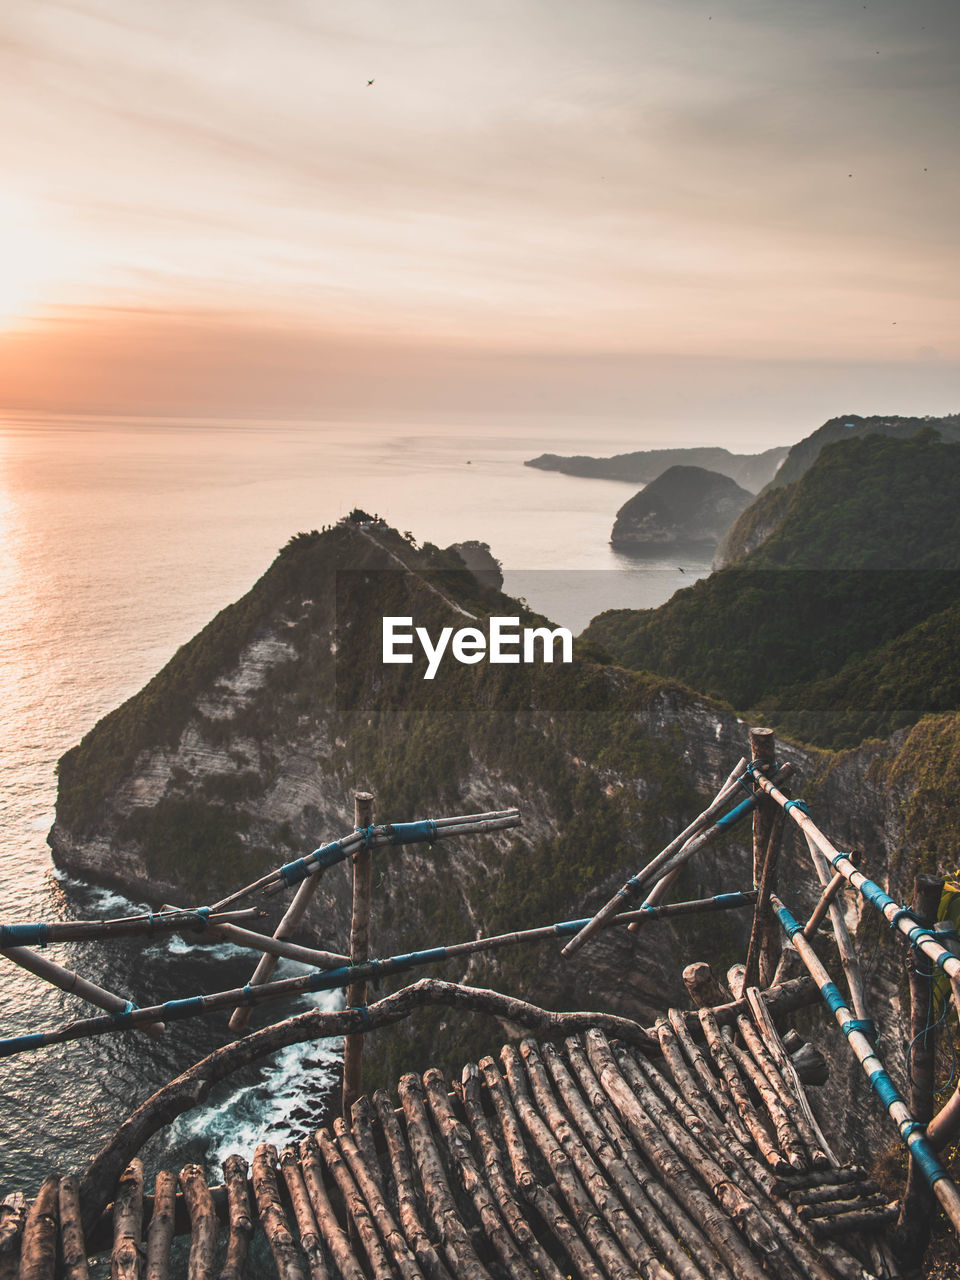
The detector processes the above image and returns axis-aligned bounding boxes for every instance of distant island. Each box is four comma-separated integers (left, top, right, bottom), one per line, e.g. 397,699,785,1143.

610,465,754,553
525,444,788,493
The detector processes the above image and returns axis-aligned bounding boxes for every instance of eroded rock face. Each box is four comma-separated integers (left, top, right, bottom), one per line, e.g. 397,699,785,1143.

611,466,754,552
48,521,941,1160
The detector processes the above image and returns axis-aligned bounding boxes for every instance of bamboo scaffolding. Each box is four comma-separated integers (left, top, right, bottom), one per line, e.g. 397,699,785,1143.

537,1040,708,1280
744,728,781,989
802,857,860,940
251,1145,305,1280
179,1166,216,1280
733,1014,811,1169
211,811,522,911
2,948,165,1039
422,1069,537,1280
0,908,261,949
456,1066,566,1280
144,1172,176,1280
498,1044,639,1280
802,833,872,1027
561,758,749,956
110,1160,143,1280
204,923,348,968
612,1045,862,1280
748,772,960,1000
771,893,960,1239
477,1055,608,1280
278,1147,329,1280
332,1119,424,1280
396,1073,493,1280
298,1138,367,1280
696,1007,782,1168
18,1175,59,1280
560,1034,732,1280
57,1178,88,1280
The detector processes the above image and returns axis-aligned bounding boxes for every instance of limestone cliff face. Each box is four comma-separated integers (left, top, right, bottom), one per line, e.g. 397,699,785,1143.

49,519,948,1161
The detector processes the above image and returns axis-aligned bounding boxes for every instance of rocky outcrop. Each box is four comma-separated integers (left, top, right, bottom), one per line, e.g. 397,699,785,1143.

525,445,787,492
610,466,753,552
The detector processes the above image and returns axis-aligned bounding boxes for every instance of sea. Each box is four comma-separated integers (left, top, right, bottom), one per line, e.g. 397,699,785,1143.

0,411,713,1196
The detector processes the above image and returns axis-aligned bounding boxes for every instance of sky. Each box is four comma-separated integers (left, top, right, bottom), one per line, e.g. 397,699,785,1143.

0,0,957,439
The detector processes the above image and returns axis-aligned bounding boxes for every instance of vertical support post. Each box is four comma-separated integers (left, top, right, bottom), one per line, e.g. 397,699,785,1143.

342,791,374,1120
745,727,781,988
895,873,945,1261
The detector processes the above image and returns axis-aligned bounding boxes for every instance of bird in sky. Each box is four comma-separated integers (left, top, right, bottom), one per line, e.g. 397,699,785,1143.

367,79,375,86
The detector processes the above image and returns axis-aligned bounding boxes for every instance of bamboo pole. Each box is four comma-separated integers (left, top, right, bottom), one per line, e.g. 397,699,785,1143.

18,1176,59,1280
110,1161,143,1280
0,908,261,948
696,1008,783,1168
771,893,960,1239
210,811,521,911
347,1098,386,1195
895,873,945,1261
205,923,348,968
732,1015,810,1170
372,1089,454,1280
802,854,861,939
2,948,164,1038
423,1069,538,1280
556,1039,725,1280
0,1192,26,1280
802,832,872,1027
315,1129,395,1280
298,1137,367,1280
743,987,836,1168
497,1046,638,1280
251,1145,306,1280
396,1073,493,1280
538,1040,708,1280
278,1148,329,1280
624,761,796,938
144,1172,176,1280
342,791,374,1119
742,797,787,991
581,1033,774,1280
332,1121,424,1280
179,1166,217,1280
562,757,749,955
220,1156,252,1280
58,1178,88,1280
456,1066,566,1280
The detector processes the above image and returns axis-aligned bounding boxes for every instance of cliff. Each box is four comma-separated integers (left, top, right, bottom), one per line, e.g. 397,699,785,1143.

610,465,753,552
525,444,787,492
47,515,960,1161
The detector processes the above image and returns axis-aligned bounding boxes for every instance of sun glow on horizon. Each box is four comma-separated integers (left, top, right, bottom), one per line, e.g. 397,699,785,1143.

0,193,94,331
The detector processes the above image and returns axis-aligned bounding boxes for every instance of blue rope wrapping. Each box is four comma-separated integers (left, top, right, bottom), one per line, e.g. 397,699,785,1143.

194,907,211,929
0,923,50,948
906,1133,949,1187
348,1005,372,1031
0,1032,47,1058
831,851,852,869
783,799,810,816
714,795,757,831
889,906,918,931
901,1121,926,1140
737,775,756,798
386,820,438,845
821,982,848,1016
774,902,805,940
842,1018,879,1044
111,1000,136,1023
164,996,205,1016
242,983,255,1003
356,825,375,849
869,1067,903,1111
279,840,347,886
279,857,311,887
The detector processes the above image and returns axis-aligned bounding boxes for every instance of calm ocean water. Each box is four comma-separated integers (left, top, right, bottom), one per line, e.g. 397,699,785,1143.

0,412,710,1194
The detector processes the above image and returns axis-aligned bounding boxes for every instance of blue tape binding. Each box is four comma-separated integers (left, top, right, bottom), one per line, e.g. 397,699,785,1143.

774,902,804,940
907,1134,948,1187
111,1000,137,1023
0,923,49,947
348,1005,372,1031
869,1068,903,1111
164,996,204,1016
0,1032,47,1058
387,819,438,845
713,892,750,909
842,1018,878,1044
783,799,810,816
901,1121,926,1140
715,796,757,831
889,906,917,931
356,825,375,849
242,983,255,1003
279,858,311,887
821,982,847,1016
195,907,211,929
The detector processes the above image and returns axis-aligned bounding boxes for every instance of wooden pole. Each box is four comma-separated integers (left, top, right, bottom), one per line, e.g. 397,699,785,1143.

18,1175,59,1280
2,948,164,1039
251,1145,305,1280
144,1172,176,1280
342,791,374,1120
801,833,872,1027
895,873,945,1262
219,1156,252,1280
178,1166,217,1280
745,727,780,988
57,1178,88,1280
110,1160,143,1280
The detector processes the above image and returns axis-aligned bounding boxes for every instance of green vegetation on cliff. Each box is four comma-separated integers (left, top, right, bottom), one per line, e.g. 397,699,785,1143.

585,432,960,748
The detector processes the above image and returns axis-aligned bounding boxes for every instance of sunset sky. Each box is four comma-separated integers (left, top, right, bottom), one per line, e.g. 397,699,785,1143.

0,0,957,433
